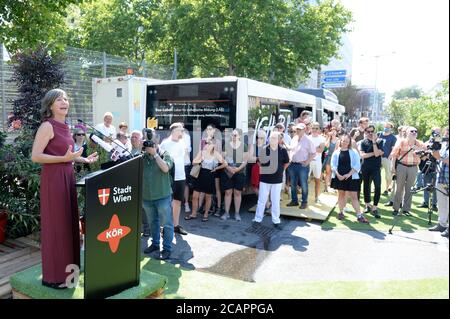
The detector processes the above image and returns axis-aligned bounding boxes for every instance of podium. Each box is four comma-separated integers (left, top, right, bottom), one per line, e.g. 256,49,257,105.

77,156,143,299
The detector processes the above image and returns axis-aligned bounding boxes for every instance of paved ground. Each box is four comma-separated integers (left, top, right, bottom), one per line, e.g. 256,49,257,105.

141,195,449,290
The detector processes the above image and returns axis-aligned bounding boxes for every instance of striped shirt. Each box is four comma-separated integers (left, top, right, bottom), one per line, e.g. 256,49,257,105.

391,139,424,166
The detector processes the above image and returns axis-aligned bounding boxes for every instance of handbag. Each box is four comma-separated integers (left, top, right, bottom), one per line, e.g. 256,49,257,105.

190,164,201,178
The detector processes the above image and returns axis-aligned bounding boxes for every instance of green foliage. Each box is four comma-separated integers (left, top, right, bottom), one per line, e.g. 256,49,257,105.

67,0,162,68
392,85,424,100
0,0,83,53
10,46,66,133
153,0,352,87
0,131,41,238
0,48,67,238
386,80,449,140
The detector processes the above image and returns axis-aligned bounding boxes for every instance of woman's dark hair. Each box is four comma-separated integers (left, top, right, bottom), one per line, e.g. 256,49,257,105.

41,88,67,120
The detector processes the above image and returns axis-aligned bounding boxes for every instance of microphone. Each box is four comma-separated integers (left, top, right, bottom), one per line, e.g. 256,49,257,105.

79,119,133,158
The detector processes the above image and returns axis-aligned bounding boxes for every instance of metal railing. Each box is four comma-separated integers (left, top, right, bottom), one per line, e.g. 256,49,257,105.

0,45,172,130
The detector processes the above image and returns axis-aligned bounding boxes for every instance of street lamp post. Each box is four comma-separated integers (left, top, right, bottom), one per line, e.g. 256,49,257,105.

361,51,396,122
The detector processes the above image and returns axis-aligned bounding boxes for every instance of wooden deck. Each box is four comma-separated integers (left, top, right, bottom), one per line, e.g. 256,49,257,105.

0,235,41,299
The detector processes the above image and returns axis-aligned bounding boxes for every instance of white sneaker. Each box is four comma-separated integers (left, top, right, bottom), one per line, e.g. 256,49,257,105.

315,198,321,204
235,213,241,221
221,213,230,220
184,203,191,213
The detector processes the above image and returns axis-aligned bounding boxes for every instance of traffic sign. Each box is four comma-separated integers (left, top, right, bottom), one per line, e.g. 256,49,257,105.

321,83,346,89
322,76,346,83
322,70,346,77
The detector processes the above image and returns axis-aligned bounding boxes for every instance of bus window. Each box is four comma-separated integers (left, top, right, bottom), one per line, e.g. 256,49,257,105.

146,82,237,132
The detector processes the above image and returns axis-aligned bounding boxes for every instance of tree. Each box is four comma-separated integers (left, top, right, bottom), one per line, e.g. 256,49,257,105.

331,82,361,118
392,85,423,100
154,0,352,87
0,0,83,52
68,0,162,68
10,46,65,133
69,0,352,87
386,80,449,140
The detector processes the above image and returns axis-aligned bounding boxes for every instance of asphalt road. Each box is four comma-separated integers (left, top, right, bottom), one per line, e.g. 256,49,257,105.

141,196,449,285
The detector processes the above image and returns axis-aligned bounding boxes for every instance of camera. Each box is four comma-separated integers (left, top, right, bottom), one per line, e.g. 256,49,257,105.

428,131,447,151
142,128,155,149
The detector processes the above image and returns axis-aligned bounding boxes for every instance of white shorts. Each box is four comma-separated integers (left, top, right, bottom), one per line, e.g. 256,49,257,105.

309,160,322,179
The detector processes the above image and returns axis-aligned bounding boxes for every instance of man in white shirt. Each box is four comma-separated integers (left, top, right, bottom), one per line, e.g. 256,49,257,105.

309,122,326,203
160,123,188,235
182,127,192,213
95,112,117,141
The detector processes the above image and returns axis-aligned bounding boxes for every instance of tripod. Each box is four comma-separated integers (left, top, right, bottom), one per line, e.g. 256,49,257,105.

388,153,447,234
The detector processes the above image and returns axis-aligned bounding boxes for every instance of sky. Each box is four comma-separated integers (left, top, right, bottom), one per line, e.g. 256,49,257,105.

340,0,449,102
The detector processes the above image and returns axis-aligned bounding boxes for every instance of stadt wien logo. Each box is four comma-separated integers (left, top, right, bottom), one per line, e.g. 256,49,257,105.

97,214,131,253
98,188,110,206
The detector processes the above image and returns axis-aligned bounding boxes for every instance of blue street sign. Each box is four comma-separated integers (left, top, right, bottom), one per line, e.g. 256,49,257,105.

322,76,346,83
322,83,346,89
322,70,346,77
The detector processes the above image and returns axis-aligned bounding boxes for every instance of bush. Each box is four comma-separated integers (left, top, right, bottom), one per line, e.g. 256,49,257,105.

0,131,41,238
0,46,65,238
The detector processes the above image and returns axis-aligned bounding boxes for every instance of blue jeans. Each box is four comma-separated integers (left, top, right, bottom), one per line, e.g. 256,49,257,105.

142,196,173,252
423,172,437,206
415,172,424,189
288,163,310,204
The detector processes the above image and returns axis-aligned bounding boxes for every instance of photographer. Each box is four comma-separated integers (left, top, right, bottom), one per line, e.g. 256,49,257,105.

417,127,441,211
390,127,426,216
429,127,449,238
141,129,175,260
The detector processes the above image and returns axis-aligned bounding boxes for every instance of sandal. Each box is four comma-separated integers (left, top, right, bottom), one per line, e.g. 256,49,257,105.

201,216,209,222
338,212,345,220
184,215,197,220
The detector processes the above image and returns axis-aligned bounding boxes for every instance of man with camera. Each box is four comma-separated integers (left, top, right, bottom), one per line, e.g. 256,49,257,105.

390,126,426,216
141,129,175,260
429,127,449,238
416,127,441,211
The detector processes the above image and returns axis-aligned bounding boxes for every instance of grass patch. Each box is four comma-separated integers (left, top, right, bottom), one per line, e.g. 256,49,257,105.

143,258,448,299
9,263,166,299
321,181,438,231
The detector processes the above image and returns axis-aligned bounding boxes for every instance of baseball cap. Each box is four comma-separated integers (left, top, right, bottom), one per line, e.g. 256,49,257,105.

295,123,306,130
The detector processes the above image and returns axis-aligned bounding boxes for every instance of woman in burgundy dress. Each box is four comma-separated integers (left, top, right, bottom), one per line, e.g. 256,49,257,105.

31,89,98,289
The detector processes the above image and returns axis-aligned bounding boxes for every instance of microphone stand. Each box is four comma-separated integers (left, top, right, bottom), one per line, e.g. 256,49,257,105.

78,119,133,157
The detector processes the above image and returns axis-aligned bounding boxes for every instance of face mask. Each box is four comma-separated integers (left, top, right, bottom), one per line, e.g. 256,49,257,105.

384,128,391,133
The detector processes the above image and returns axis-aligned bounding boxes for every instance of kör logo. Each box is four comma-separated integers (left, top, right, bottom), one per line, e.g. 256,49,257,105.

97,214,131,253
98,188,110,206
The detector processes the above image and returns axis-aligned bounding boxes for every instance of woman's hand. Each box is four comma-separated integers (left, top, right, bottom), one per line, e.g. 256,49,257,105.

64,145,83,162
85,152,99,164
336,173,345,181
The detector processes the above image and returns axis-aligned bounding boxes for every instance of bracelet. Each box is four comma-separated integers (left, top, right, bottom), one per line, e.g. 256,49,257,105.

153,154,160,159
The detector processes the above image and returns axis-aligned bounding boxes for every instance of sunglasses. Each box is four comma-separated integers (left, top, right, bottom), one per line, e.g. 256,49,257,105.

312,127,320,130
75,133,85,136
409,130,418,134
365,130,374,133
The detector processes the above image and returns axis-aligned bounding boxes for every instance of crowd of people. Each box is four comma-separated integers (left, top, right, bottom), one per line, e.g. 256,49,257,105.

88,111,449,260
31,88,448,288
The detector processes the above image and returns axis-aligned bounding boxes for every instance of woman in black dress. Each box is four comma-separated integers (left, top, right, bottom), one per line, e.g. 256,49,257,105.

330,134,368,223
